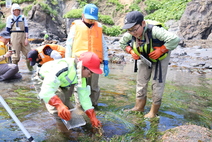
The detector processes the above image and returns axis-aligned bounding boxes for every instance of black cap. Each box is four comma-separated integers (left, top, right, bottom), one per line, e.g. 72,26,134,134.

0,31,11,39
27,50,38,66
122,11,144,29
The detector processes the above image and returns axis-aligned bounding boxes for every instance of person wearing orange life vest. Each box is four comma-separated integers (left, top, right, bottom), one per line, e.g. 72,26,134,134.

65,4,109,109
27,44,65,67
0,31,22,82
120,11,180,118
6,3,32,71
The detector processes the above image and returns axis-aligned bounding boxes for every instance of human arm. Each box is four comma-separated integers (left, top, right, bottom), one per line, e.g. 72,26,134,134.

77,79,101,127
102,34,109,76
43,46,62,59
152,26,180,51
6,16,12,33
119,32,140,60
65,25,76,58
0,50,13,61
149,26,180,59
38,61,71,121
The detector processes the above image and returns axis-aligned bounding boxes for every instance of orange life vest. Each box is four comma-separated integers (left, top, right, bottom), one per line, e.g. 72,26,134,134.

71,20,103,61
36,44,65,65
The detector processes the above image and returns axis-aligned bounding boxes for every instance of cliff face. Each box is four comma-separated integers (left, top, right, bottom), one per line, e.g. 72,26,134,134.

179,0,212,40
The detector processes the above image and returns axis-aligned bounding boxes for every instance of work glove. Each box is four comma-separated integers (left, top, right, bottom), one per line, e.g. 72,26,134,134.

85,109,102,128
50,50,62,59
103,60,109,77
48,95,71,121
125,46,140,60
149,45,169,60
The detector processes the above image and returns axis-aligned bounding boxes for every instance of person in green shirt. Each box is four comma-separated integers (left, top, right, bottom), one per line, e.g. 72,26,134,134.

120,11,180,118
37,52,102,135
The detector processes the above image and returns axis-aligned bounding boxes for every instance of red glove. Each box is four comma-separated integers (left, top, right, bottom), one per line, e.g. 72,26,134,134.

85,109,102,128
125,46,132,54
125,46,140,60
149,45,168,59
48,95,71,121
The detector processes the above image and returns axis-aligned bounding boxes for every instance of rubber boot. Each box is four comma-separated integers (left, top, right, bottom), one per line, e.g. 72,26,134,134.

124,97,146,112
144,104,160,118
26,59,33,71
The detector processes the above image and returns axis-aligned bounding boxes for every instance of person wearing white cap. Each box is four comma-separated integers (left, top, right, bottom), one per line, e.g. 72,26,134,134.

6,3,33,71
0,31,22,81
65,4,109,109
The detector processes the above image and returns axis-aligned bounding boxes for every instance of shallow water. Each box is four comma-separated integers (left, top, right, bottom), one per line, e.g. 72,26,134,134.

0,59,212,141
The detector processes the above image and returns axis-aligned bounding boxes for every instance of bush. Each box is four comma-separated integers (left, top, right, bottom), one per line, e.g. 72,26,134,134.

63,9,83,18
102,25,123,36
99,14,114,25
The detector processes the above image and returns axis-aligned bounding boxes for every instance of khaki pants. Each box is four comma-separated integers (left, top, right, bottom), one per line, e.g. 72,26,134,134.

87,73,100,106
11,32,31,64
136,52,171,105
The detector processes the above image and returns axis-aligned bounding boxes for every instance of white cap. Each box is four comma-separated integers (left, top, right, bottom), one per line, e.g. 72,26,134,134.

12,3,21,11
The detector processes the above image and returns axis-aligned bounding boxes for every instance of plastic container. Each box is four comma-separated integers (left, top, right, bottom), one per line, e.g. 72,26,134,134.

62,108,86,130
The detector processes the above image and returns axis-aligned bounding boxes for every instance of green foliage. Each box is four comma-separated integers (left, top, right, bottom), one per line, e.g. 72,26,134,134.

108,0,124,11
22,5,33,16
0,21,6,30
37,2,58,16
12,0,34,4
144,0,192,23
127,0,143,12
50,0,58,5
63,9,83,18
76,0,88,8
99,14,114,25
102,25,123,36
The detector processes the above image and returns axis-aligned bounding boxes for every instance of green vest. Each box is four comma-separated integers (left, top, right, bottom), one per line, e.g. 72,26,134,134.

39,58,78,87
132,20,168,62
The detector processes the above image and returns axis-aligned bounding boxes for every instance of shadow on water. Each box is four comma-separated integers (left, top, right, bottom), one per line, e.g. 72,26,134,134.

0,58,212,141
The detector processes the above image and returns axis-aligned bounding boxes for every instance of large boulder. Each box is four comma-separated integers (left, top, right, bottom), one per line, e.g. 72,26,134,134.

27,3,66,41
179,0,212,40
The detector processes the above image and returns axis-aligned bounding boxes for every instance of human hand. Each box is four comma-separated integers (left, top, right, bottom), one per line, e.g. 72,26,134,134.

149,45,168,59
85,109,102,128
130,50,140,60
4,51,13,57
24,38,29,46
48,95,71,121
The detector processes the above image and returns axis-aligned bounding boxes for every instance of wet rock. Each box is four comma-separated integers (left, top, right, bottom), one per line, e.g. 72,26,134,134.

161,125,212,142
